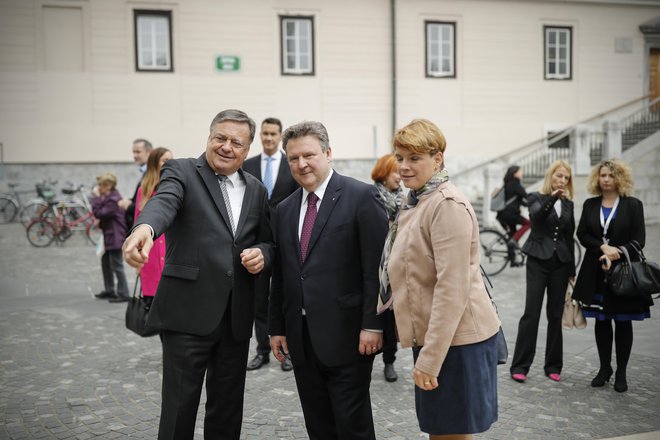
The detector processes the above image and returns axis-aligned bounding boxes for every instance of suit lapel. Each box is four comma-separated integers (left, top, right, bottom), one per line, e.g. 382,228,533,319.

287,188,304,265
273,152,288,193
235,169,253,238
195,155,234,236
304,172,342,262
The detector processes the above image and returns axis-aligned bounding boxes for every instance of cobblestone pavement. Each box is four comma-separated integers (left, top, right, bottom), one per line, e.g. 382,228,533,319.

1,222,659,440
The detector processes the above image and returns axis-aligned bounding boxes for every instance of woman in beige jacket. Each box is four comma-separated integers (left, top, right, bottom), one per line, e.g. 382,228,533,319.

378,119,500,440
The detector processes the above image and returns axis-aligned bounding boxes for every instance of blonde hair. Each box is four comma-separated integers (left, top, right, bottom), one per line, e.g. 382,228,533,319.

140,147,172,209
587,158,634,197
392,119,447,157
539,160,574,200
96,172,117,190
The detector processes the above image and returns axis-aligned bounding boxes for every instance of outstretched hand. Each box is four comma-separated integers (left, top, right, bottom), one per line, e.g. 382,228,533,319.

122,225,153,270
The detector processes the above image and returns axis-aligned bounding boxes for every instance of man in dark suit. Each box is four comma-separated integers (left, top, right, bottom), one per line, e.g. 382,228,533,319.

269,121,388,440
122,109,274,440
118,138,152,232
242,117,299,372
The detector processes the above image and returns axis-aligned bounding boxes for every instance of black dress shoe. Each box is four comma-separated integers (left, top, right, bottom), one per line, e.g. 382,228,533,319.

108,296,129,303
247,354,269,371
591,366,613,387
281,355,293,372
384,363,398,382
614,370,628,393
94,291,115,299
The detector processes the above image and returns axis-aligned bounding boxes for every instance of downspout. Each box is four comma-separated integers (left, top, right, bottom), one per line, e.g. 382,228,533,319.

391,0,397,136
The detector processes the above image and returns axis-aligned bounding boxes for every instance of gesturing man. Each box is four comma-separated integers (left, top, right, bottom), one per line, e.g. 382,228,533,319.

269,121,388,440
123,109,274,440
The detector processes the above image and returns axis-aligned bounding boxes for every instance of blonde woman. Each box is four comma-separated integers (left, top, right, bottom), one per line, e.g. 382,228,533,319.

510,160,575,383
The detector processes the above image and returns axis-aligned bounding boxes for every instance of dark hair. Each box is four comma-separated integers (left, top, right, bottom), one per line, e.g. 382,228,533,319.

262,117,282,133
133,138,153,151
209,109,256,143
503,165,521,184
282,121,330,152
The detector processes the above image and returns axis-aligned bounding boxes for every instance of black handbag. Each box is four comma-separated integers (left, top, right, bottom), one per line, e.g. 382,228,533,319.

125,276,159,337
480,266,508,365
608,240,660,300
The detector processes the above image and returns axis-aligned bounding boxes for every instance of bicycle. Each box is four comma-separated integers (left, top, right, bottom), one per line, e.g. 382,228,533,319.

479,226,583,276
26,198,100,247
0,182,53,225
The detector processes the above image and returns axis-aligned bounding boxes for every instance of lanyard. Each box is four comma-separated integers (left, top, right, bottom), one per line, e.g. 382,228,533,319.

600,196,619,244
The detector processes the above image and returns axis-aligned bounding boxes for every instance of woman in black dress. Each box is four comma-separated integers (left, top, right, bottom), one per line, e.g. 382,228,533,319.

496,165,529,265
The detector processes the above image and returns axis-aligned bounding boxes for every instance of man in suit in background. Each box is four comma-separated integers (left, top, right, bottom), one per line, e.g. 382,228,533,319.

118,138,152,231
123,109,274,440
243,117,299,372
269,121,388,440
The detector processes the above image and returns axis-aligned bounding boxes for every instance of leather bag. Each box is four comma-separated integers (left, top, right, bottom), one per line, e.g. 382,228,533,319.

562,279,586,330
125,276,159,337
608,241,660,300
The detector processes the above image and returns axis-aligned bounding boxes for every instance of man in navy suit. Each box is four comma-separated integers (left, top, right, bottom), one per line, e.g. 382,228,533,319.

269,121,388,440
123,109,274,440
242,117,299,372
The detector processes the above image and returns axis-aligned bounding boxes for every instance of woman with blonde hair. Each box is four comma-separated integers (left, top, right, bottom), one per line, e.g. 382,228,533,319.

510,160,575,383
134,147,173,303
573,159,651,393
380,119,500,439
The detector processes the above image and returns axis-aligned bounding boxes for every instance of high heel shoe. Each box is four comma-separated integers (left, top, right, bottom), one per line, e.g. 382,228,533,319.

614,370,628,393
591,366,613,387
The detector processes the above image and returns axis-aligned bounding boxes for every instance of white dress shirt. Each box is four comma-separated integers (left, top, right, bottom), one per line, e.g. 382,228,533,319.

298,169,333,238
221,171,246,230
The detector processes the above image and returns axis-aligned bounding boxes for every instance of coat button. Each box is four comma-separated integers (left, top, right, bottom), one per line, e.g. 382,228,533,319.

301,274,306,280
226,270,233,277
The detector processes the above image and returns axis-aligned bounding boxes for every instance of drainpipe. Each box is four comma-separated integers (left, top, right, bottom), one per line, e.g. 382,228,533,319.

391,0,397,138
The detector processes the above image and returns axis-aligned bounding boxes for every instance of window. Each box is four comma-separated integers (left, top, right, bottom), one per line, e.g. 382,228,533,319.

544,26,571,80
134,10,173,72
281,16,314,75
426,21,455,78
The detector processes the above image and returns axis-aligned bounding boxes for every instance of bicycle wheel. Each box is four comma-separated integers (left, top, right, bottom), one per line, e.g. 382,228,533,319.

0,195,19,223
479,229,510,276
26,219,57,247
85,220,102,246
19,200,49,226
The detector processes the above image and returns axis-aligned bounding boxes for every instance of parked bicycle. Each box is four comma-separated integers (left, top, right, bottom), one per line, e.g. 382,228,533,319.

26,197,100,247
0,181,54,225
479,226,583,276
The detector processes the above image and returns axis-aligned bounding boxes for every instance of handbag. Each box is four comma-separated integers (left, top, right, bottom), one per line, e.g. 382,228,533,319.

608,240,660,300
489,187,516,212
480,266,508,365
562,279,586,330
125,276,159,337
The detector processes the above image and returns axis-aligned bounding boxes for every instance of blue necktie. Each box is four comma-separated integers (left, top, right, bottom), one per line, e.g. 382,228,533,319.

263,156,274,199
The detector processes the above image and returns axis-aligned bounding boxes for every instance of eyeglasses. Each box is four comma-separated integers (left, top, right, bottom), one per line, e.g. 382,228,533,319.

213,134,247,150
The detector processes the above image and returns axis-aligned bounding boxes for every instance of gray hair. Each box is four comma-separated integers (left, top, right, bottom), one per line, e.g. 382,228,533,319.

133,138,153,151
209,109,256,144
282,121,330,152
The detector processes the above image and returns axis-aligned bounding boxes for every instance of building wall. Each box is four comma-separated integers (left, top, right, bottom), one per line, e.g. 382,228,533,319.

0,0,658,167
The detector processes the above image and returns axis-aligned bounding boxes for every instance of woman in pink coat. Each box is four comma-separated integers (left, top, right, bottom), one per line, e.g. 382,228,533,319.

134,147,173,303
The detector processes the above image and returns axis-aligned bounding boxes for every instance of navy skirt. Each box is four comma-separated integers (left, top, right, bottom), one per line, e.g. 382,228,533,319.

413,334,498,435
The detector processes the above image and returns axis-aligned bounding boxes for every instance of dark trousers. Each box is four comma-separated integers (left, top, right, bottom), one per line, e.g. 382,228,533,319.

381,309,397,365
101,249,128,298
253,274,271,356
158,312,250,440
511,253,570,375
293,319,376,440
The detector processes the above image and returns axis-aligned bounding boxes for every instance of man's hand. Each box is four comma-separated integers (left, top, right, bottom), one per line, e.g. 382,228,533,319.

240,248,264,274
414,366,438,391
122,225,153,269
358,330,383,356
118,199,131,211
270,335,289,363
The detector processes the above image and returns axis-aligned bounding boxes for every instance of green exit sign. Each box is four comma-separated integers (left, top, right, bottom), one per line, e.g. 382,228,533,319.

216,55,240,71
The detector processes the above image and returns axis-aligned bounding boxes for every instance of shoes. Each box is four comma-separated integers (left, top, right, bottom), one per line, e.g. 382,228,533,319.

547,373,561,382
591,366,613,387
108,296,129,303
614,370,628,393
281,355,293,372
511,373,527,383
384,363,398,382
94,291,115,299
246,354,269,371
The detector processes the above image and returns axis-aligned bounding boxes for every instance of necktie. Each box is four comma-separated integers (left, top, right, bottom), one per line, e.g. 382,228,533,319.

263,156,274,199
218,175,235,234
300,192,318,263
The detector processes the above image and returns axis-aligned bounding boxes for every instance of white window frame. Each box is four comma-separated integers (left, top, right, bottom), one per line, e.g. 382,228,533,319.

425,21,455,78
134,10,173,72
281,16,314,75
544,26,572,80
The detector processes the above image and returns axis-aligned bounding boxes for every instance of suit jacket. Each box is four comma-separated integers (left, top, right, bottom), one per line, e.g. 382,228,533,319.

138,154,274,337
268,171,388,367
521,192,575,275
573,195,646,306
242,152,299,210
